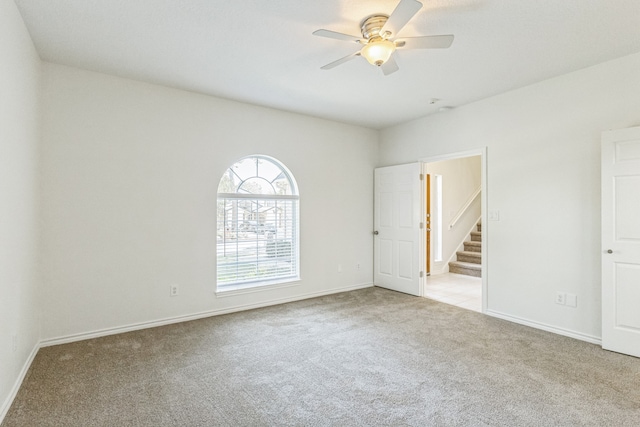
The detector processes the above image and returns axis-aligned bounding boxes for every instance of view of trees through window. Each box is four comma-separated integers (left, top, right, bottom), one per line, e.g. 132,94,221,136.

217,156,299,288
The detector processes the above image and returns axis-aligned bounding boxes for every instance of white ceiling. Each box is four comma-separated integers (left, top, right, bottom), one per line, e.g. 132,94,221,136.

14,0,640,129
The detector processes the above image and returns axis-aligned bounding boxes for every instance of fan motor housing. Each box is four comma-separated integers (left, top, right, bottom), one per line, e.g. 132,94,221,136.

360,14,390,39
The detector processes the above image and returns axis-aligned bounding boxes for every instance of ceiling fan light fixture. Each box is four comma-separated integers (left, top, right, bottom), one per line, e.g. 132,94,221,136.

361,38,396,66
313,0,453,75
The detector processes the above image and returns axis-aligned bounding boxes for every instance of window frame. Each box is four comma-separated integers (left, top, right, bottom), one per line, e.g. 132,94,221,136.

216,155,300,293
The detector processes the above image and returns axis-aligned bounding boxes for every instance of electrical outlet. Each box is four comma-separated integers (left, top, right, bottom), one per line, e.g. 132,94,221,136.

565,293,577,308
357,263,360,270
170,285,179,297
555,292,566,305
12,334,17,352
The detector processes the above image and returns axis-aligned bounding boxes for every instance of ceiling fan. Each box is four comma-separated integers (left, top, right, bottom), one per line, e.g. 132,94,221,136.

313,0,454,75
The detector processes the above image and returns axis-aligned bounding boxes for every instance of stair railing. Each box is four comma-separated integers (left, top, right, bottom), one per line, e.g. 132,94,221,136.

448,186,481,230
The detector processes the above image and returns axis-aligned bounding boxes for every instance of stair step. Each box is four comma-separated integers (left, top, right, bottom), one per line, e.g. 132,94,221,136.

470,231,482,242
464,241,481,253
449,261,482,278
456,251,481,264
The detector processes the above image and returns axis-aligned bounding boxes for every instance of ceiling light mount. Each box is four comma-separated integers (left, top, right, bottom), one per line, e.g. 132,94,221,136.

360,14,390,40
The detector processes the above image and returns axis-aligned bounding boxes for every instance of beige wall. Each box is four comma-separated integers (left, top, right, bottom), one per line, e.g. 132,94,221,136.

39,63,378,341
379,51,640,342
0,0,42,418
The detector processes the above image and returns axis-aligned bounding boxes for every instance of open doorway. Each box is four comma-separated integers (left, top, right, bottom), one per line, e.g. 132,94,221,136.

421,149,486,312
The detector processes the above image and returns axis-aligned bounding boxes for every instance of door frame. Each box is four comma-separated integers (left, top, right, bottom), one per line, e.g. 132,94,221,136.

419,147,488,312
426,173,431,275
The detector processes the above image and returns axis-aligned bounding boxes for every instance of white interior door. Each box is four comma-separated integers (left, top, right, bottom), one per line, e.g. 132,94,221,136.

602,126,640,357
374,163,422,296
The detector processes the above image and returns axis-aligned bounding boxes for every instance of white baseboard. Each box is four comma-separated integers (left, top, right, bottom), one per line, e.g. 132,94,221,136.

429,263,448,275
0,343,39,424
486,309,602,345
40,282,374,348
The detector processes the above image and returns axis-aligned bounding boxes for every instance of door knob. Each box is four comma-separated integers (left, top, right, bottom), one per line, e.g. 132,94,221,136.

373,231,379,235
606,249,613,254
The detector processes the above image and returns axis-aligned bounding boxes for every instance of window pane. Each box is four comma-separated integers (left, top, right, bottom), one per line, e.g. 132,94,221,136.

257,158,283,182
231,157,258,182
238,177,276,195
272,173,292,195
217,169,238,193
217,197,298,286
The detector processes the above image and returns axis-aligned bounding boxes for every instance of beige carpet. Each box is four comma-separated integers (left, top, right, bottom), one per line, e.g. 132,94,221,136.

3,287,640,426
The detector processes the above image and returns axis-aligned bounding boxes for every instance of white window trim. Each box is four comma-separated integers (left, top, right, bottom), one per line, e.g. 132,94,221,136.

218,193,298,200
214,277,301,298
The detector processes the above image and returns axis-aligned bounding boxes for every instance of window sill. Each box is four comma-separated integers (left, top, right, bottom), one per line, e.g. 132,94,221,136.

215,277,300,298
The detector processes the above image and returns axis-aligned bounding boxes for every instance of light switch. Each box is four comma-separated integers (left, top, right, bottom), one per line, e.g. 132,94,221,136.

488,210,500,221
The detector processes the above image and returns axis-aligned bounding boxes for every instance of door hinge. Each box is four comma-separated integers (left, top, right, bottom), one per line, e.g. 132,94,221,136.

420,173,424,181
420,222,424,229
420,271,424,278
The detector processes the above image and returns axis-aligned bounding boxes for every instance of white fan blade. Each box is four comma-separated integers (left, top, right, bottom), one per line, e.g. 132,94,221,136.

381,0,423,38
321,51,361,70
395,35,454,49
380,56,400,75
313,29,364,44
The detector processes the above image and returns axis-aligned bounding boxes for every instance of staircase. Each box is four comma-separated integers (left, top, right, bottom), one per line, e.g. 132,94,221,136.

448,221,482,277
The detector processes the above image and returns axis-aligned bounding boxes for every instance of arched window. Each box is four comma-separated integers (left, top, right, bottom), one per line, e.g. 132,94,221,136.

216,156,299,290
